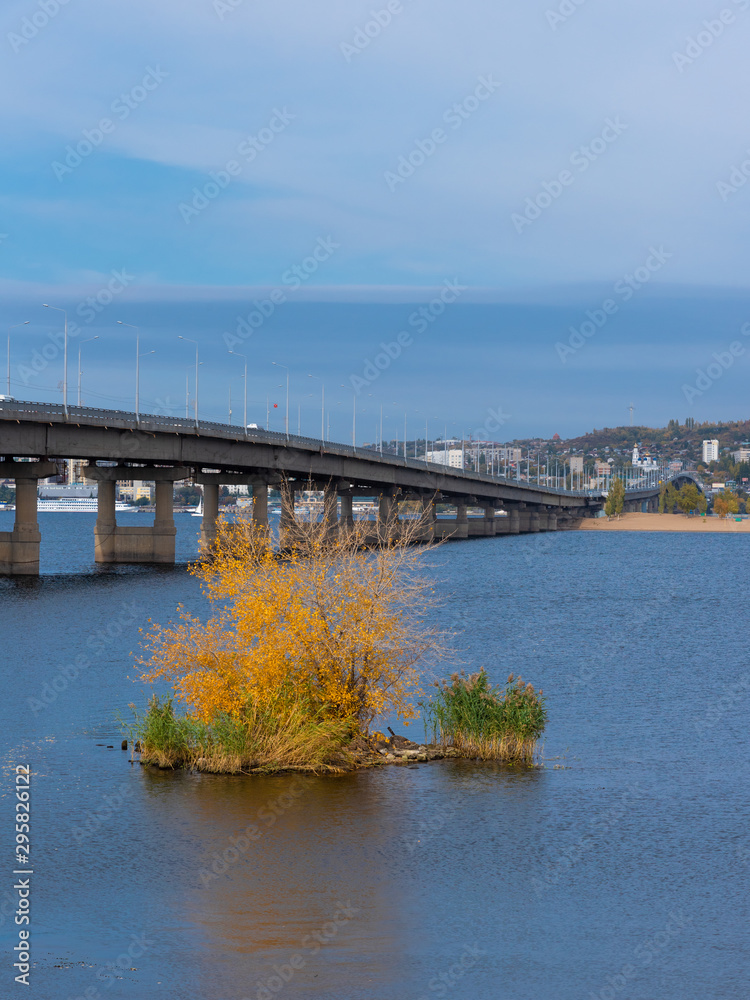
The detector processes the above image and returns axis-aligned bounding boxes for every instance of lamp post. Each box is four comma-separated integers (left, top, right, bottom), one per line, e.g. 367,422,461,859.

77,335,99,406
178,336,199,426
271,362,289,437
119,321,154,424
7,321,29,398
229,350,248,433
340,384,356,448
42,304,68,415
307,374,325,442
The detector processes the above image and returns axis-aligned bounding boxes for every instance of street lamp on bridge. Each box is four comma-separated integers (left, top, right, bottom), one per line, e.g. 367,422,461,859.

119,321,154,425
229,350,248,433
271,362,289,438
307,373,325,442
42,304,68,416
178,336,199,427
6,321,29,398
77,335,99,406
339,384,357,448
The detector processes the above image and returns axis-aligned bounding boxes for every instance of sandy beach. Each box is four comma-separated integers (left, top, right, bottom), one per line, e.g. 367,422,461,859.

579,512,750,532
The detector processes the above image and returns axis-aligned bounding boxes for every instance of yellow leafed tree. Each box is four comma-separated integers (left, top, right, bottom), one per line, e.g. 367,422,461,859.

137,510,444,730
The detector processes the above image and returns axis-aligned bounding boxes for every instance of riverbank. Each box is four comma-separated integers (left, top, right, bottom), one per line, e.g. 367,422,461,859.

579,512,750,532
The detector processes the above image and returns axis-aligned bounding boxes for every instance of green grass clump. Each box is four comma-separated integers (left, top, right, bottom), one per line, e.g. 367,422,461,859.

125,696,356,774
423,670,546,763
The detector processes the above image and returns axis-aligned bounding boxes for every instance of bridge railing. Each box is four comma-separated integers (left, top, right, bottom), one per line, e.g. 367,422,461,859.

0,399,696,499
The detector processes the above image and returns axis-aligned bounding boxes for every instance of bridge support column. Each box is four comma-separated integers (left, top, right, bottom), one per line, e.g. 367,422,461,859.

528,509,540,533
200,483,220,549
252,480,268,529
152,481,177,562
95,477,177,565
94,480,117,563
378,493,399,540
0,479,42,576
454,504,469,539
339,493,354,530
516,507,530,533
509,508,520,534
547,512,558,531
323,482,338,535
537,510,549,531
420,496,436,542
483,505,496,536
279,485,296,535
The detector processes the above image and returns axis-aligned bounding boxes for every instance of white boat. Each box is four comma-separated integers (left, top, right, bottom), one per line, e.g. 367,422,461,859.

36,498,132,513
191,498,203,517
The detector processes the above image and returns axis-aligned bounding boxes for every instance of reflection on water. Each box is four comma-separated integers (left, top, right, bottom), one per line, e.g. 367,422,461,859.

1,522,748,998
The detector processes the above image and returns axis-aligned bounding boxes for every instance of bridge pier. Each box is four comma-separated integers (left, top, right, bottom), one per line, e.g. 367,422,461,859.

509,508,520,534
252,480,268,529
419,496,436,541
93,466,185,565
0,462,56,576
200,483,220,549
339,492,354,530
483,506,497,536
324,482,339,534
452,503,469,539
547,512,558,531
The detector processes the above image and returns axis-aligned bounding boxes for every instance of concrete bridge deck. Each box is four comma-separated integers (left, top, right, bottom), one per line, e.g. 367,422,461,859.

0,400,684,575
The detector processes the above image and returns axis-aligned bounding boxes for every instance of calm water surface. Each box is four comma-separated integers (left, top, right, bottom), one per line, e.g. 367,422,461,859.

0,512,748,998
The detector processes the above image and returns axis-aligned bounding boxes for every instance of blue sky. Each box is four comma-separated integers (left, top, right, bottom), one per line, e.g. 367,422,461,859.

2,0,749,439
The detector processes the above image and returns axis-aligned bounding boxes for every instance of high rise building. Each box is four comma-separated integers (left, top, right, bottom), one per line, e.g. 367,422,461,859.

702,439,719,463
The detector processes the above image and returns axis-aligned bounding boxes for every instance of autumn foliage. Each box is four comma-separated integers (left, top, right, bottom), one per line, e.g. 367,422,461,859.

137,514,443,737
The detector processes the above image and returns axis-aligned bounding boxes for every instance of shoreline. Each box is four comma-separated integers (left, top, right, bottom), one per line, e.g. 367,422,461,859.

579,512,750,532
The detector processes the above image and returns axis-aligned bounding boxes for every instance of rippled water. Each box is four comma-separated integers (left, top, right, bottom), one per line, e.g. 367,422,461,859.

1,515,748,999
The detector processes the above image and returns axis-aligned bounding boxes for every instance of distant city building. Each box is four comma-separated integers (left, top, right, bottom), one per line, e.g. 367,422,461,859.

732,444,750,463
702,439,719,463
569,456,584,473
425,448,464,468
224,484,250,495
117,481,153,502
632,445,658,471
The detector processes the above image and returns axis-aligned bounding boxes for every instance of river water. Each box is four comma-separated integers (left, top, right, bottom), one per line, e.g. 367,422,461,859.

0,511,748,999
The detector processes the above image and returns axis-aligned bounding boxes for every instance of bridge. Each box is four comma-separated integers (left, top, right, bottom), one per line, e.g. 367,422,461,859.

0,400,694,575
